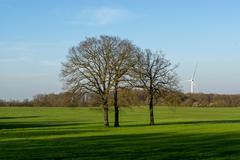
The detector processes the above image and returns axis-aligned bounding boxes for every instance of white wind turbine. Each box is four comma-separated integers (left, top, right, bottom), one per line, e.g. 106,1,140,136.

187,63,198,94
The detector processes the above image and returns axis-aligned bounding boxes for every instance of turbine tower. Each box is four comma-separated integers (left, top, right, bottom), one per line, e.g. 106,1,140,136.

188,63,198,94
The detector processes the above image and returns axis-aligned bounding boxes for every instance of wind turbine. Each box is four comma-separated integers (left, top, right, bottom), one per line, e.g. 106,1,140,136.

187,63,198,94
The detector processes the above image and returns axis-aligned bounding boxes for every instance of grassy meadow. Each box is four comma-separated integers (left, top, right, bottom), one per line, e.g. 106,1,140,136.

0,106,240,160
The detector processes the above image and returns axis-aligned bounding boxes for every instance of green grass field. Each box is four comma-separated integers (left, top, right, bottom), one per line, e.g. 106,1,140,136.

0,106,240,160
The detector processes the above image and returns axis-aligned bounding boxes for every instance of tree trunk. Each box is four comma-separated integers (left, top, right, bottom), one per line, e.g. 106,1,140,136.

114,84,120,127
103,99,109,127
149,94,154,125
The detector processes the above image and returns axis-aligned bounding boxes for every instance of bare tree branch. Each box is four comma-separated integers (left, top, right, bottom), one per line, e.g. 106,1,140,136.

130,49,179,125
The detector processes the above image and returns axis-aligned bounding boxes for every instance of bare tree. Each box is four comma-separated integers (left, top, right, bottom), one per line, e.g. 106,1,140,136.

130,49,178,125
110,39,139,127
61,36,118,127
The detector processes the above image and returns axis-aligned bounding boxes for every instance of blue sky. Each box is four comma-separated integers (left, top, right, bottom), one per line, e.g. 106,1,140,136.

1,0,240,100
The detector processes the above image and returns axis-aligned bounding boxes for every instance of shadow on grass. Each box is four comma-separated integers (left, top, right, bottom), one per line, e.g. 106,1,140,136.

122,119,240,127
0,122,90,130
0,116,40,119
1,132,240,160
0,121,135,130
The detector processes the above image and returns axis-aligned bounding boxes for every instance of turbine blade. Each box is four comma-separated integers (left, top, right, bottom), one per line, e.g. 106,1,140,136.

192,63,198,80
181,80,191,82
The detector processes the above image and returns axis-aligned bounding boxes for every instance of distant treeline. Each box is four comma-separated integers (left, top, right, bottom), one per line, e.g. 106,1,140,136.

1,90,240,107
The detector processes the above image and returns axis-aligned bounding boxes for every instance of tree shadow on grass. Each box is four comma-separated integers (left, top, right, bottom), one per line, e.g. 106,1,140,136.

1,132,240,160
0,121,134,130
122,119,240,127
0,116,40,120
0,122,90,130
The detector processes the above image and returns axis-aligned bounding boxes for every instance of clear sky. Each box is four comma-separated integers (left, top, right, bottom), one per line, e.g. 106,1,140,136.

1,0,240,100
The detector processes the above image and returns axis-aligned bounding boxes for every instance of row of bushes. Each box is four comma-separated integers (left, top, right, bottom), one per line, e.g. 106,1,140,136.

1,90,240,107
